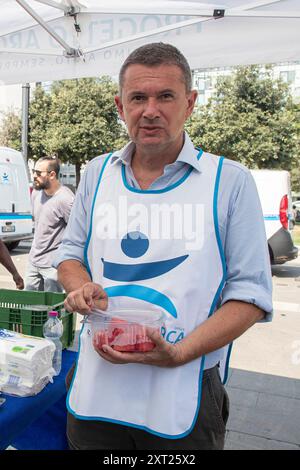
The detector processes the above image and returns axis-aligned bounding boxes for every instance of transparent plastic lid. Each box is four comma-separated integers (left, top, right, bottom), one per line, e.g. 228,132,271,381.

83,308,164,326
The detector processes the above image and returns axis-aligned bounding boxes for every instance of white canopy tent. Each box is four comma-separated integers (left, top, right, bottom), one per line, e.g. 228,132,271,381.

0,0,299,85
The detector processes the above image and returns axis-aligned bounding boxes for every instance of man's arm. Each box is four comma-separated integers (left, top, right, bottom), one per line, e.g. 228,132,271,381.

58,259,107,314
220,163,273,319
58,259,91,292
60,189,75,225
0,240,24,289
55,160,109,314
174,300,264,365
95,300,263,366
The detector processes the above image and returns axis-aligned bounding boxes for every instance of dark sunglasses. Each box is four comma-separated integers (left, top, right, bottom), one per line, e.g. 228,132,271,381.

32,169,51,177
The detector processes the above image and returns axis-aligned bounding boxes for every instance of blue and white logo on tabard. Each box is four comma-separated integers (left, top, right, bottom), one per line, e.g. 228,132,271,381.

1,172,10,184
102,231,189,318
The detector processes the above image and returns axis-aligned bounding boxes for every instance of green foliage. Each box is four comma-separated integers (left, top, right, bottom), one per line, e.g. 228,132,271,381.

186,66,299,171
28,85,51,159
291,166,300,195
29,77,126,183
290,103,300,194
0,110,22,150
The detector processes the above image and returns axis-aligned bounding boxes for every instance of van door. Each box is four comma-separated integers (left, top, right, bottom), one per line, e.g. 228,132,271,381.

251,169,298,264
0,163,15,213
0,148,33,244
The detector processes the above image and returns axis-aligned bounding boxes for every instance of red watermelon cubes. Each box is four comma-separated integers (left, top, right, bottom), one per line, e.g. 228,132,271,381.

93,316,157,352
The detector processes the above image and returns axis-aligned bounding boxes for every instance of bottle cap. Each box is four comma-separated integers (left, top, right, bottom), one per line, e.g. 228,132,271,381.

48,310,59,317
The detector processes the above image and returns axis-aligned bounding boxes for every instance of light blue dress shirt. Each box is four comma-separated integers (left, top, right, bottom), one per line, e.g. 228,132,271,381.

54,132,273,320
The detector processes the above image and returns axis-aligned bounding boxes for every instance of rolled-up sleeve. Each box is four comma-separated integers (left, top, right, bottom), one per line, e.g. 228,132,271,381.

53,156,107,269
219,162,273,321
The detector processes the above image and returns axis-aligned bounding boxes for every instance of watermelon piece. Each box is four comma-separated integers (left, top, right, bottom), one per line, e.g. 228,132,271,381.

135,341,155,352
112,331,134,346
93,319,159,353
113,344,136,352
93,330,109,349
108,326,125,344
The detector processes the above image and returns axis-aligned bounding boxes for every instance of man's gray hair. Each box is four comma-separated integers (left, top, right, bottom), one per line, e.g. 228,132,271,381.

119,42,192,94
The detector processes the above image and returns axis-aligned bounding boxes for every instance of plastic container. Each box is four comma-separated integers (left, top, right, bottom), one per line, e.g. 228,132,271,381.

86,309,165,352
43,311,63,376
0,289,76,349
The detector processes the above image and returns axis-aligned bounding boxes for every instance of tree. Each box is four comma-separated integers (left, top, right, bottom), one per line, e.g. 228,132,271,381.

0,109,22,150
289,102,300,195
291,167,300,195
29,77,127,186
186,66,299,170
28,85,52,159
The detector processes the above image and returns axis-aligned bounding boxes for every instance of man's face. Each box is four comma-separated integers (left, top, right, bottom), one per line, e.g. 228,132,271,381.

32,161,52,190
115,64,197,153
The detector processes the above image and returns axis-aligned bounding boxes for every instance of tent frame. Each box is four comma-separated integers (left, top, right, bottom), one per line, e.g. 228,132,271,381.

15,0,80,57
1,0,298,61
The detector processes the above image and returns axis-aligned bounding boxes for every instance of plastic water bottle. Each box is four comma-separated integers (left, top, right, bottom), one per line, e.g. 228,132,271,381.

43,311,63,376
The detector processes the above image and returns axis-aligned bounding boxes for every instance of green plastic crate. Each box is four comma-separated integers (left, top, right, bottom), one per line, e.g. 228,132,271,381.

0,289,76,349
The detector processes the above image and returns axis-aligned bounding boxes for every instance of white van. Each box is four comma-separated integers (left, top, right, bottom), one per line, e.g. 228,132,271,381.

0,147,33,250
251,169,298,265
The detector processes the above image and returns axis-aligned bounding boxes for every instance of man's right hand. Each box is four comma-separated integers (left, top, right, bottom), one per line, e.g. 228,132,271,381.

64,282,108,314
13,272,24,290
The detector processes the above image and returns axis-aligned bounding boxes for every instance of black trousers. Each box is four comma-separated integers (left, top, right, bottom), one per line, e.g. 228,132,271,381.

66,364,229,450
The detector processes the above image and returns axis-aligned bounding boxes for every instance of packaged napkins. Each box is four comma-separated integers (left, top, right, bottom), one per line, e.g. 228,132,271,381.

0,329,55,397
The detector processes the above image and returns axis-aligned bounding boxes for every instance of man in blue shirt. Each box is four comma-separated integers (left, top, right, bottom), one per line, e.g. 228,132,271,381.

55,42,272,450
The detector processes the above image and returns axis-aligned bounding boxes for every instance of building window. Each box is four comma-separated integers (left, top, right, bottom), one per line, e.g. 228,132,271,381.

280,70,296,83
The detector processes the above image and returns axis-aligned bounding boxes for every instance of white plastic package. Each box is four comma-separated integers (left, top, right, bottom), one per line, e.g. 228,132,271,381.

0,329,55,397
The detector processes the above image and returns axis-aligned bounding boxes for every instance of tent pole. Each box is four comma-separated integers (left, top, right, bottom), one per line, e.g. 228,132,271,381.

21,83,30,165
0,47,64,56
15,0,78,57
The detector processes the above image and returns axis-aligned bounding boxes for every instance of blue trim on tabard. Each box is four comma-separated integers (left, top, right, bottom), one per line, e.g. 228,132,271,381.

66,322,84,414
121,148,203,194
223,342,233,384
0,213,32,220
104,285,177,319
67,151,228,439
264,215,280,221
186,156,228,436
210,156,232,385
83,153,112,278
211,156,227,294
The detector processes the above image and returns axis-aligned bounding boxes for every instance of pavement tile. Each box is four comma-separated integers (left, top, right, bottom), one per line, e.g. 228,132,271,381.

225,368,300,447
227,368,300,399
256,393,300,420
226,404,300,445
225,431,300,450
226,387,259,408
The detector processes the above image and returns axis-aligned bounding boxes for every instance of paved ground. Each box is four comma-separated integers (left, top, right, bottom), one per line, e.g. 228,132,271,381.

1,241,300,450
225,253,300,450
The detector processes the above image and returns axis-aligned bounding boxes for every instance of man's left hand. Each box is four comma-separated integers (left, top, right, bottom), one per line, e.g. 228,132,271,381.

93,328,185,368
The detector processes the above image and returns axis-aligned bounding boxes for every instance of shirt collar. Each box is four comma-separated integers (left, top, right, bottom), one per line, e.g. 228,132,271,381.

110,131,202,173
